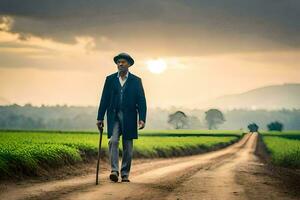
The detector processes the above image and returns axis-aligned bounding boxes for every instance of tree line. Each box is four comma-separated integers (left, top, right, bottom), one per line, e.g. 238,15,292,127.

0,104,299,131
168,109,286,131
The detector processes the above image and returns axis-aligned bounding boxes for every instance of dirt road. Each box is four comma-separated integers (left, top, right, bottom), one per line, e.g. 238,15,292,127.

1,133,299,200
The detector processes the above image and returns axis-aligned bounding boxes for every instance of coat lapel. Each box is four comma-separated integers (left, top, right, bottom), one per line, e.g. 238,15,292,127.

112,72,119,91
124,72,133,92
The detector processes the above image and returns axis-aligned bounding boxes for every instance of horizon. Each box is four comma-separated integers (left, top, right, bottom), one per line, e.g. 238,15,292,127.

1,82,300,110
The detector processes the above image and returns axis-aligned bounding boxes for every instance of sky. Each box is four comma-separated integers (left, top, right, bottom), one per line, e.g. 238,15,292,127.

0,0,299,108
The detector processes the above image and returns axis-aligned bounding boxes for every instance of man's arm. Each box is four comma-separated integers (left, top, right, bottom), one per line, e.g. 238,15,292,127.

97,77,110,121
137,78,147,124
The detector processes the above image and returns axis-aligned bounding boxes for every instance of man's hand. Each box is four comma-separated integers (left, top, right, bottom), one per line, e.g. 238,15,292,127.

138,120,145,130
96,120,104,131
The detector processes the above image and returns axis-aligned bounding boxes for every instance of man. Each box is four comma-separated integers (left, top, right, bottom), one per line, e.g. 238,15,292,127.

96,52,147,183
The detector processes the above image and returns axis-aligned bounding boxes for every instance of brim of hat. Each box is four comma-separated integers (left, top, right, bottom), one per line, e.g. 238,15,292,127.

113,55,134,66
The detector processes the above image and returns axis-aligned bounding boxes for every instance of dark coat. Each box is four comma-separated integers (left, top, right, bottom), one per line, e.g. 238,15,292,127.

97,71,147,139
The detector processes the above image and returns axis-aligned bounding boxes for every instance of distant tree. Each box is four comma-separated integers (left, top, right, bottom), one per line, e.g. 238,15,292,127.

248,123,259,133
168,111,188,129
24,103,32,107
205,109,225,130
267,121,284,131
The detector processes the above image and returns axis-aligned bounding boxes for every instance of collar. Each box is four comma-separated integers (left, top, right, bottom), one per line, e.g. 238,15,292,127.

117,70,129,78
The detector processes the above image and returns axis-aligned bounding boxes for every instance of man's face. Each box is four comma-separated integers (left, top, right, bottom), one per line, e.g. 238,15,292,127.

117,58,130,72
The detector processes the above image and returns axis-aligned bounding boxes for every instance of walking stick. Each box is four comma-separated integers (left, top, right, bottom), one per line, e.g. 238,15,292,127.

96,125,103,185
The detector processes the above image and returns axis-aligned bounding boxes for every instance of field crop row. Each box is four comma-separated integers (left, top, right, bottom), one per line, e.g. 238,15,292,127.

261,131,300,168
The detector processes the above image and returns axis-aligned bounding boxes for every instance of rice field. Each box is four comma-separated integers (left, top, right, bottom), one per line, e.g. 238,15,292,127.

0,130,242,178
261,131,300,168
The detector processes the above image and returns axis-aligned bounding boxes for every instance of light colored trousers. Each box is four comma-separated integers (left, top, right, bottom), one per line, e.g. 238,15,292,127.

108,110,133,178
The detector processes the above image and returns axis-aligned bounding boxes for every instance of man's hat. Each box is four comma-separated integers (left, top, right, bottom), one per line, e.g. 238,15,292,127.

113,53,134,66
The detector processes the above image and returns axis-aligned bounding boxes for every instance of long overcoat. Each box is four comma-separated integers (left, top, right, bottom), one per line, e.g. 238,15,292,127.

97,71,147,139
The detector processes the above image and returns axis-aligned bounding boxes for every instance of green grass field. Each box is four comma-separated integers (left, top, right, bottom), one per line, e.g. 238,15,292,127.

0,130,242,178
260,131,300,168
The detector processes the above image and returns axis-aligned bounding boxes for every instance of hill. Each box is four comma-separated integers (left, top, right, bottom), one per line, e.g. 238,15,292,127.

203,83,300,109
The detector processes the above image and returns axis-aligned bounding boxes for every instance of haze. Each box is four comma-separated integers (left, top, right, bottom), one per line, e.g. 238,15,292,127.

0,1,299,108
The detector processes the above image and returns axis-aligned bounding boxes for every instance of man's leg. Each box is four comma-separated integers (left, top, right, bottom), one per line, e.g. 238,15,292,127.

121,138,133,179
108,118,121,179
116,110,134,180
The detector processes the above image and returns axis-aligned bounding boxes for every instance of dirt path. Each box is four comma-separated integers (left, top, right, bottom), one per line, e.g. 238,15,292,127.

1,133,299,200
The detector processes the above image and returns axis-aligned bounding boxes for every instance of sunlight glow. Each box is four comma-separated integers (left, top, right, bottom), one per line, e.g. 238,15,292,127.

146,59,167,74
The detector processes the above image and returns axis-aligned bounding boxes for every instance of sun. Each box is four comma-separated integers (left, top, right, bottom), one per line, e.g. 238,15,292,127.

146,59,167,74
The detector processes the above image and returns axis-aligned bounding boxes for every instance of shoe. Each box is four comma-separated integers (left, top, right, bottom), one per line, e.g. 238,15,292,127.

109,171,119,182
121,176,130,182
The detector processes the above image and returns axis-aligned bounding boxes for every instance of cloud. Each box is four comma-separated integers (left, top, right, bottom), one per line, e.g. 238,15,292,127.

0,15,13,31
0,0,299,56
0,26,114,70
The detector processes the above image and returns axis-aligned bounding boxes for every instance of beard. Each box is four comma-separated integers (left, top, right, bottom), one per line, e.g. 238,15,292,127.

118,67,128,73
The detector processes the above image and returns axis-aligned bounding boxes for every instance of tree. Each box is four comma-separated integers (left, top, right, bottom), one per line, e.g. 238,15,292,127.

24,103,32,107
267,121,284,131
248,123,259,133
168,111,188,129
205,109,225,130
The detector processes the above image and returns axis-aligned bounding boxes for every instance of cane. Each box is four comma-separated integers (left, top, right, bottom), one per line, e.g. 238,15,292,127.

96,125,103,185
